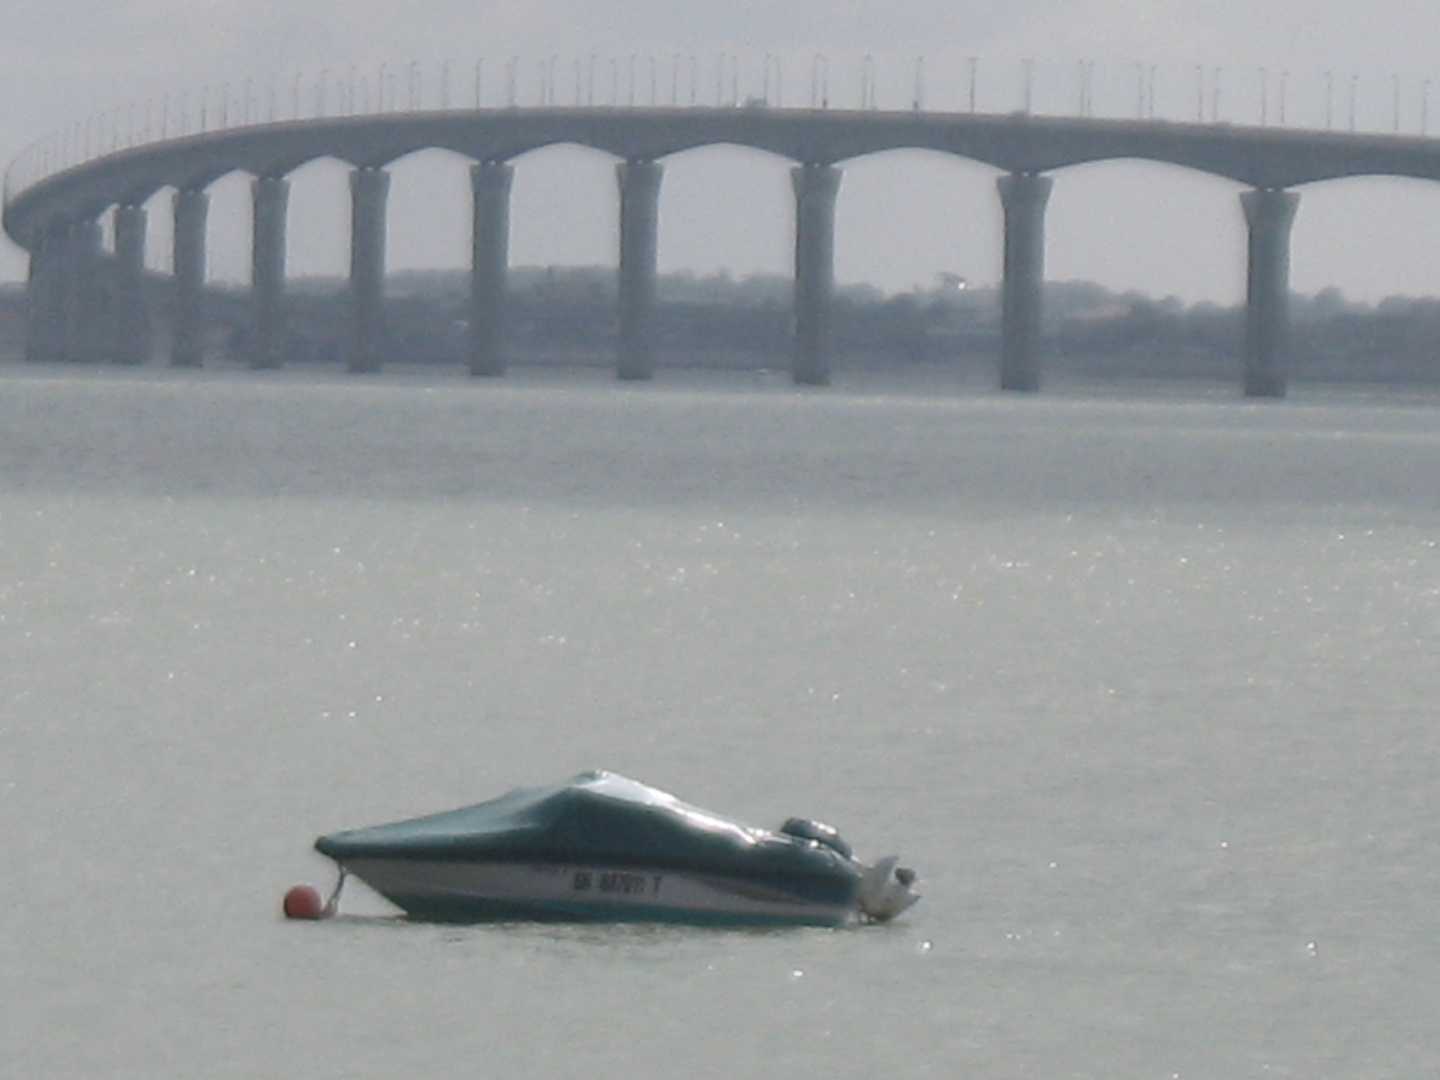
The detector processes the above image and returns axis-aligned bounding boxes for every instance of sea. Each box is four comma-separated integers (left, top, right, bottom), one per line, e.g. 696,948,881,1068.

2,360,1438,1079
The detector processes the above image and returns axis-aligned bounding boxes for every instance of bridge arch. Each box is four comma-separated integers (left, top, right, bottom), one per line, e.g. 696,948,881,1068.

506,143,625,270
1289,174,1440,300
655,143,794,283
283,156,362,281
202,171,260,285
1044,158,1247,303
385,148,479,275
832,147,1003,296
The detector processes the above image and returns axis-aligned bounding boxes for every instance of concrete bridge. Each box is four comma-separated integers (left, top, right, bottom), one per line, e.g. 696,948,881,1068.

9,104,1440,394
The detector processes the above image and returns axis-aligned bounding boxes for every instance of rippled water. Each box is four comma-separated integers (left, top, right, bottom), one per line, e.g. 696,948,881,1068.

2,364,1438,1078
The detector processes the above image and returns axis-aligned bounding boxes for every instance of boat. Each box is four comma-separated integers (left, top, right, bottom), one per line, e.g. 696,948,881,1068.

311,770,919,926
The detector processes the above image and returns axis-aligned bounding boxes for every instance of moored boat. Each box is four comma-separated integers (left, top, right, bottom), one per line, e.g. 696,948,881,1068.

312,770,919,926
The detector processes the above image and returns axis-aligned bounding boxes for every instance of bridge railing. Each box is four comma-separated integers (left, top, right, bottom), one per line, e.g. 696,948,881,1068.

8,54,1440,207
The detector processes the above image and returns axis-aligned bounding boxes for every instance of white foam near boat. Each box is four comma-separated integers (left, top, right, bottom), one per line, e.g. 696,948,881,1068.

312,771,919,926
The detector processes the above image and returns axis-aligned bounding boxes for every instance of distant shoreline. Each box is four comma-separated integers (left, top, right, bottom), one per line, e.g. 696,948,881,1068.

7,271,1440,387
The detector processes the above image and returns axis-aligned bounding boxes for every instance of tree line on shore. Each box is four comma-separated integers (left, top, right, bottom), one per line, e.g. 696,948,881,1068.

4,269,1440,383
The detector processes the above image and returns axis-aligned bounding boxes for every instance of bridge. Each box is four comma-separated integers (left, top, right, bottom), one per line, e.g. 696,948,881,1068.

9,98,1440,395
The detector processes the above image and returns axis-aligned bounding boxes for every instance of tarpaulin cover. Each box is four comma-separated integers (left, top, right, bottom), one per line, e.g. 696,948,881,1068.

316,770,861,895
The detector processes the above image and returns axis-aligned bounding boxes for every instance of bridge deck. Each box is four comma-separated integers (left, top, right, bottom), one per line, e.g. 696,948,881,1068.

9,107,1440,240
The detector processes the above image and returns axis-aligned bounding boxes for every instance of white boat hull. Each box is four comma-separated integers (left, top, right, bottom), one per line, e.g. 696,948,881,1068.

342,857,857,926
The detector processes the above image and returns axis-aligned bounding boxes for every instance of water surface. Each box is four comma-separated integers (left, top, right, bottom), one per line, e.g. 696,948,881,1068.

2,365,1438,1078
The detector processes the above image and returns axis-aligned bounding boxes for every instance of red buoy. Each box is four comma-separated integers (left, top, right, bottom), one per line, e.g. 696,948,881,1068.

283,883,327,920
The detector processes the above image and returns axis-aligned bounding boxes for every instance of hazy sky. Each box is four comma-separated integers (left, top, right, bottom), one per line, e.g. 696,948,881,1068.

7,0,1440,302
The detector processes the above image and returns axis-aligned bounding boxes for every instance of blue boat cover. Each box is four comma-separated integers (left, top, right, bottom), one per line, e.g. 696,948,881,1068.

316,771,861,898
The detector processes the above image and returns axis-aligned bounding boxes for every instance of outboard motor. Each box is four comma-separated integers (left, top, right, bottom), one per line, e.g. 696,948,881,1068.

780,817,919,922
855,855,921,922
779,817,853,860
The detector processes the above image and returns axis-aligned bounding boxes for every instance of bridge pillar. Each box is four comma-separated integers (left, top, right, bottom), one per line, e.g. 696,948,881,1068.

1241,187,1299,398
25,220,69,362
113,204,150,365
22,233,45,362
349,167,390,374
70,218,107,364
470,161,513,377
998,172,1053,391
792,162,842,386
50,220,87,363
251,177,289,369
617,160,664,380
171,188,209,367
44,225,78,362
